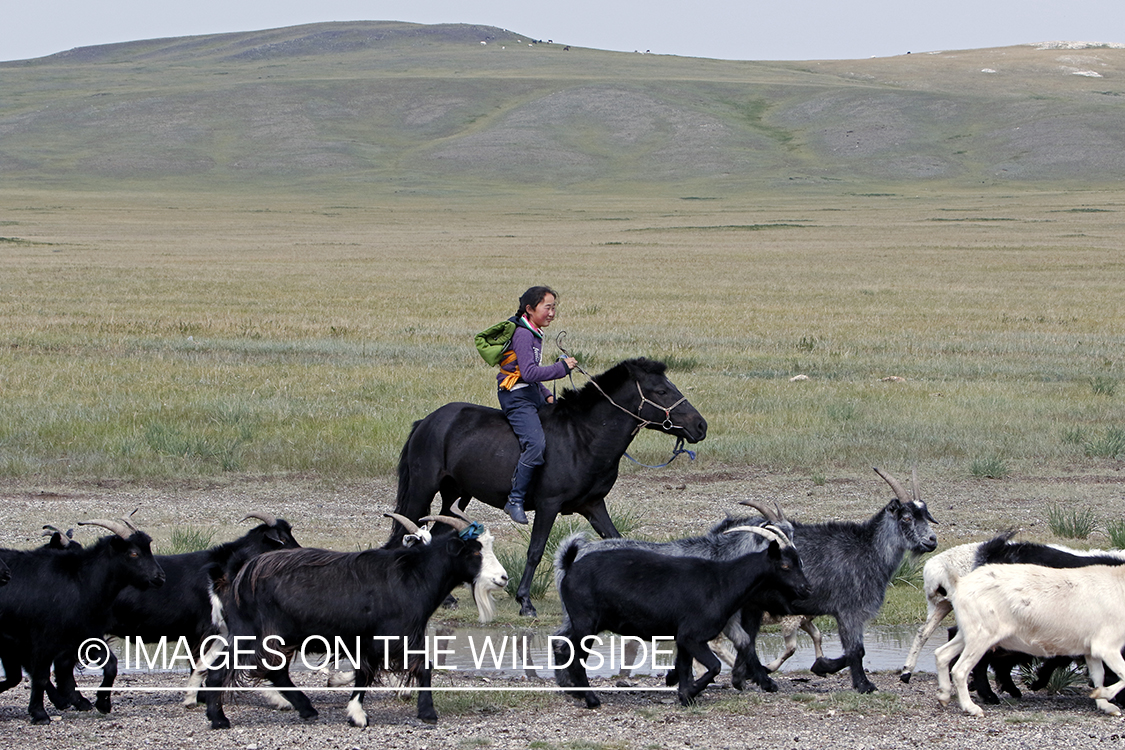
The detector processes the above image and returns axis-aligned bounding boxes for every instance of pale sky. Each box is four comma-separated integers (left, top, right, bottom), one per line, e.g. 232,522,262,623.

3,0,1123,64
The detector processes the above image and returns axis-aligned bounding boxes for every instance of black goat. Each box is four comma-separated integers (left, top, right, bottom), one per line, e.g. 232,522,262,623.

552,525,810,708
733,468,938,694
562,498,795,691
0,519,165,724
100,512,300,712
203,513,508,730
959,532,1125,705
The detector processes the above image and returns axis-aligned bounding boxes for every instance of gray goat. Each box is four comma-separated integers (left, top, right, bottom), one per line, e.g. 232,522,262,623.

732,468,938,693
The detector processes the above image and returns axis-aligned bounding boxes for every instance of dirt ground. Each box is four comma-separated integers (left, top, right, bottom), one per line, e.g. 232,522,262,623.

0,466,1124,747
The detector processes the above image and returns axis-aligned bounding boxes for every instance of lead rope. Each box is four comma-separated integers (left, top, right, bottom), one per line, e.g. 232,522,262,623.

554,332,696,467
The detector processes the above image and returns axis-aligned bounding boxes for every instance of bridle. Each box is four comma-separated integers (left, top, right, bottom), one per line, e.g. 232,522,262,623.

554,332,697,467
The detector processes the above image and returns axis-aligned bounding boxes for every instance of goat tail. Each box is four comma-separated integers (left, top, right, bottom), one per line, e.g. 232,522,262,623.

553,532,589,621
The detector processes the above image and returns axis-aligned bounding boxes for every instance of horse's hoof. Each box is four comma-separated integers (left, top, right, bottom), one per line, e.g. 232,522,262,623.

519,602,538,617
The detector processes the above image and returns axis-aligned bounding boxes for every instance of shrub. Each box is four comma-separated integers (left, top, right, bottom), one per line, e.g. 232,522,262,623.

970,456,1009,479
1046,504,1096,539
1106,519,1125,549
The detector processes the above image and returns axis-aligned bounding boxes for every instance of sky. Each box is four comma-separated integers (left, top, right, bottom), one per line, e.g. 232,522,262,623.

3,1,1124,64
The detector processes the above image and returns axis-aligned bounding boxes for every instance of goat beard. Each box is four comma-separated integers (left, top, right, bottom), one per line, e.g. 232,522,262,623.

472,579,500,623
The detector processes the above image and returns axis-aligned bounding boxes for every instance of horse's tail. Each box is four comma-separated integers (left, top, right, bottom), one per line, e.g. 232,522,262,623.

386,419,424,547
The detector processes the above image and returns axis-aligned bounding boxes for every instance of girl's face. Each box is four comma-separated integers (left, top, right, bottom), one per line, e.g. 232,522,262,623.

525,293,558,329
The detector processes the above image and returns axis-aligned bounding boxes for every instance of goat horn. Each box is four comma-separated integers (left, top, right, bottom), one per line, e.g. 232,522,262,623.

420,514,470,532
873,467,910,502
448,505,473,523
724,525,790,548
911,466,922,504
78,519,134,539
240,512,278,527
384,513,422,536
738,498,786,524
41,525,61,536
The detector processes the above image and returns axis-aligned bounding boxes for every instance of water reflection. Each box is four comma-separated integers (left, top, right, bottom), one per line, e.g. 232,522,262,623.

428,624,939,679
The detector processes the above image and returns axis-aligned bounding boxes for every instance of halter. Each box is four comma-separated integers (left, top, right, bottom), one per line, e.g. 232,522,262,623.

555,331,697,465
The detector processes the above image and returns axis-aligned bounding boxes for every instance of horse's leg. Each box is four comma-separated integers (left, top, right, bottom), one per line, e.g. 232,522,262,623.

580,499,621,539
515,506,559,617
438,486,467,608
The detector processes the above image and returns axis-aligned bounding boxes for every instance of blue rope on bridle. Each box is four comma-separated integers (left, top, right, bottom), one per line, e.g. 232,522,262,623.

623,436,696,468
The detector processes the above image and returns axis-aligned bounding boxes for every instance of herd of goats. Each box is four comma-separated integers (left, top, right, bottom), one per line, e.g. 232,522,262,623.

1,466,1125,728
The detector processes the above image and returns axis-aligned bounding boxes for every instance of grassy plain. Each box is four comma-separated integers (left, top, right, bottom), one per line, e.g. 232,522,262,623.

2,185,1123,483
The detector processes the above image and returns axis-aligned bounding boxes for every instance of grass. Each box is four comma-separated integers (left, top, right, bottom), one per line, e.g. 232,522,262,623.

164,526,218,554
2,188,1124,482
1107,519,1125,549
1046,504,1098,539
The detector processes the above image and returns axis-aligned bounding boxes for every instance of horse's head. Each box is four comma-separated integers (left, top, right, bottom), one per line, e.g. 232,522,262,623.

622,358,708,444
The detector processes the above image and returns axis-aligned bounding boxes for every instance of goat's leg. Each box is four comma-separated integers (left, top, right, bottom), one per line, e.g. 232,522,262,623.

762,617,799,673
934,631,965,708
990,652,1023,700
949,639,989,717
831,617,875,693
414,660,438,724
344,663,370,728
968,654,1001,704
901,599,952,683
263,666,317,721
730,609,777,692
678,639,721,705
203,664,231,729
27,660,53,725
1089,645,1125,715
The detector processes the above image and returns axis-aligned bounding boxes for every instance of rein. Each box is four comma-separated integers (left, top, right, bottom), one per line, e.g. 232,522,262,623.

555,332,697,467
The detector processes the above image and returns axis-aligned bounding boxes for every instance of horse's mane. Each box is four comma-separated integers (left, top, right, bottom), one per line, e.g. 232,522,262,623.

552,358,667,414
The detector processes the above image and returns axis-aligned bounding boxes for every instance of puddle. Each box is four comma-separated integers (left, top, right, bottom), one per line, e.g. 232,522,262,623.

426,624,940,679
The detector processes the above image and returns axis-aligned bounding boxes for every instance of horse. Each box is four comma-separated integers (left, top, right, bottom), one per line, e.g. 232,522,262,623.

387,357,707,617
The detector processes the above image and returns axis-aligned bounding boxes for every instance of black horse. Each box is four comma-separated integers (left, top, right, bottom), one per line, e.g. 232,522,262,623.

387,358,707,617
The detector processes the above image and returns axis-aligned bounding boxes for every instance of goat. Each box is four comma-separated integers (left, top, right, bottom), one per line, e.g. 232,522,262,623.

202,512,507,729
957,533,1125,704
562,498,794,691
901,532,1125,695
935,562,1125,716
0,519,165,724
104,512,301,712
732,468,938,694
552,524,810,708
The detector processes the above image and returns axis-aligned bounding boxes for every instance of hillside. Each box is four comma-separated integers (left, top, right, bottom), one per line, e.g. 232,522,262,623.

1,21,1123,194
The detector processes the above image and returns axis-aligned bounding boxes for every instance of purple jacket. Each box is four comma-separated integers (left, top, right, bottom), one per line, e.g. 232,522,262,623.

497,319,570,397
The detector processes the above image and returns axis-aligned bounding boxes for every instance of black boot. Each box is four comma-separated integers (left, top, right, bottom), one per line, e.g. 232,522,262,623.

504,497,528,524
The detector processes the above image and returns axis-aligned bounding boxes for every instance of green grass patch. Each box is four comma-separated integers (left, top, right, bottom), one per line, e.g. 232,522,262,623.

1046,504,1097,539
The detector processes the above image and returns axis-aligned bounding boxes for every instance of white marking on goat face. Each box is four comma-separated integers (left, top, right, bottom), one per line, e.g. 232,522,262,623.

472,530,508,623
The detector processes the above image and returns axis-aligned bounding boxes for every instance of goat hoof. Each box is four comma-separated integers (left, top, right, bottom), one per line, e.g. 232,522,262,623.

210,718,231,730
584,694,601,709
900,672,912,684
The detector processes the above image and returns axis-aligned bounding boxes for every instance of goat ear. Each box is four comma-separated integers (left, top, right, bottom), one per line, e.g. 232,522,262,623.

767,539,781,559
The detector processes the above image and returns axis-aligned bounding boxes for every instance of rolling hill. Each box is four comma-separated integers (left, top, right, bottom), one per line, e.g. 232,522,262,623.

2,21,1123,195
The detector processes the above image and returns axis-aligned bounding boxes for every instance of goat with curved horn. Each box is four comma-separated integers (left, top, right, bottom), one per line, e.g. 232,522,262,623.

384,513,423,536
78,519,135,539
723,524,791,548
420,515,470,532
738,498,786,525
240,512,278,527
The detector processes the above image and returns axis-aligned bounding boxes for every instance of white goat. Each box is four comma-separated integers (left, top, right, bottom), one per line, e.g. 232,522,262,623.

935,563,1125,716
899,542,981,682
710,614,824,674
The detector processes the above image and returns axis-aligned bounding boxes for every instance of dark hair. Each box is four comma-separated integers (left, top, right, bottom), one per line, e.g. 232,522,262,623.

517,286,558,318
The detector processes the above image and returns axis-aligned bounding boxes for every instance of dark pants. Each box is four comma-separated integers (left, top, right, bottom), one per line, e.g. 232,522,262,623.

498,386,547,504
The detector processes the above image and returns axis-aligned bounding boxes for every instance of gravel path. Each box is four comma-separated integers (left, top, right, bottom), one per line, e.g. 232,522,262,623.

1,467,1123,747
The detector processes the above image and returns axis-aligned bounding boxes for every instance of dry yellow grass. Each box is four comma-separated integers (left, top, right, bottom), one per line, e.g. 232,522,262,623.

1,186,1123,478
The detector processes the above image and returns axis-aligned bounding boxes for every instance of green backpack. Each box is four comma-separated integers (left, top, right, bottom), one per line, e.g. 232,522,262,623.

475,319,517,366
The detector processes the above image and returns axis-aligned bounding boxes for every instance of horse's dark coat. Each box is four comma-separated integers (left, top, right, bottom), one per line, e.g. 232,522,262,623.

388,358,707,616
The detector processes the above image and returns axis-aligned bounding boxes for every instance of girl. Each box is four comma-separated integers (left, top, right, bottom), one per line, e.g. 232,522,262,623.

496,286,578,524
